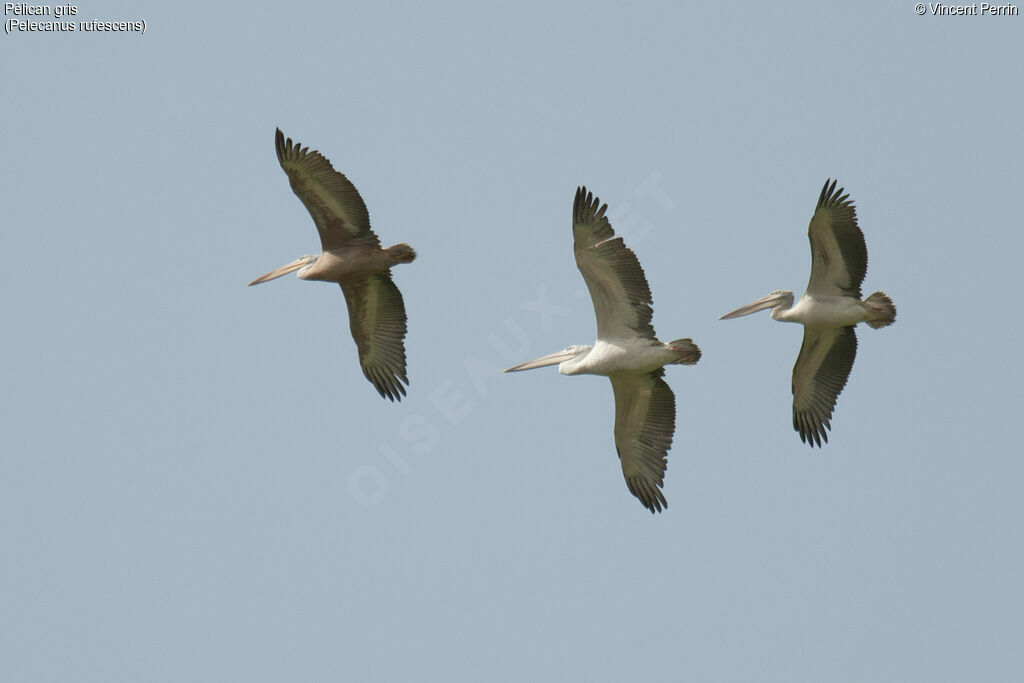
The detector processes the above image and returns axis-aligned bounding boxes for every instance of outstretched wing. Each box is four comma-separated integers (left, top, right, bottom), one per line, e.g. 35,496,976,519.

805,179,868,299
339,274,410,401
275,128,379,251
792,325,858,447
573,186,657,341
610,369,676,513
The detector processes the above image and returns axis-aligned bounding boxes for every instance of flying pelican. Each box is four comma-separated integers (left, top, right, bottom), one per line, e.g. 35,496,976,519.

249,128,416,402
504,187,701,513
719,179,896,446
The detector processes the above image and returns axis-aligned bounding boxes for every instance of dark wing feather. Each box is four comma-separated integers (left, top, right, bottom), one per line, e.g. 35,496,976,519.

792,326,858,447
805,179,867,298
275,128,379,251
610,370,676,513
339,274,410,401
573,187,657,341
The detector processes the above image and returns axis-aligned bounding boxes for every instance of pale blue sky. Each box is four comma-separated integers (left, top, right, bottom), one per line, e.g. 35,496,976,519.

3,2,1023,681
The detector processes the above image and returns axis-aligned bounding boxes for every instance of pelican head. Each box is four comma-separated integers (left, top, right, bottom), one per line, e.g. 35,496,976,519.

503,345,592,375
719,289,794,321
248,254,319,286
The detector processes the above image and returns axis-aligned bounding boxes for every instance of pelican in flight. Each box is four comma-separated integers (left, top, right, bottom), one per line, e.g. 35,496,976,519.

504,187,701,513
719,179,896,446
249,128,416,401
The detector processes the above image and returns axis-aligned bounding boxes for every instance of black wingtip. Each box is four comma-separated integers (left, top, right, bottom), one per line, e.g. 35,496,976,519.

817,178,853,210
625,476,668,514
369,373,410,403
796,425,827,448
572,185,610,230
818,178,836,205
573,185,588,216
274,127,290,163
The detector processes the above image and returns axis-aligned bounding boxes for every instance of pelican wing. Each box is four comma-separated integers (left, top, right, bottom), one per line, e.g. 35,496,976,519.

792,325,858,447
573,187,656,341
805,179,867,299
339,274,410,402
275,128,379,252
610,369,675,513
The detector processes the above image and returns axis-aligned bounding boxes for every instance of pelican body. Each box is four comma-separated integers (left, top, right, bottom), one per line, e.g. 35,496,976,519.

510,341,696,377
505,187,701,514
249,129,416,401
719,179,896,446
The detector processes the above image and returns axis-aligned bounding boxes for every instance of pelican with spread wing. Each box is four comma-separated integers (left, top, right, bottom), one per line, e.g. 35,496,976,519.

249,128,416,402
719,179,896,446
504,187,701,513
